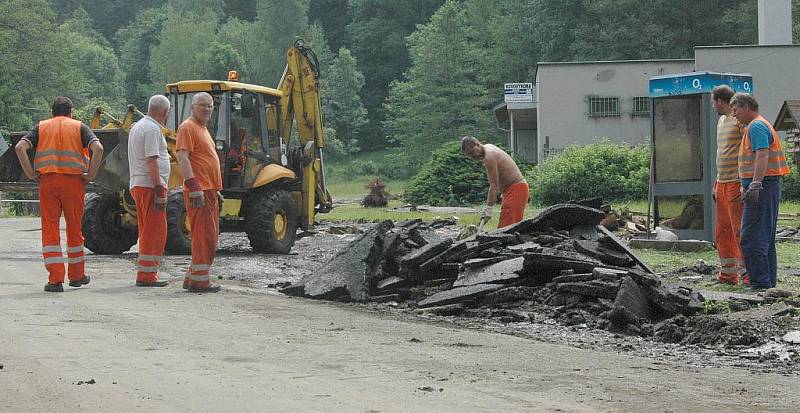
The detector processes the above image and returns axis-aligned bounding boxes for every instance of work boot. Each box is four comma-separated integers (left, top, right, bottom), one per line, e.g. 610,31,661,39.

187,283,221,293
68,275,91,287
135,280,170,287
44,283,64,292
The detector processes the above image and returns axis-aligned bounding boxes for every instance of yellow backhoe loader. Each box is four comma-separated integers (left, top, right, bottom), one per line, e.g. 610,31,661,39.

0,40,333,255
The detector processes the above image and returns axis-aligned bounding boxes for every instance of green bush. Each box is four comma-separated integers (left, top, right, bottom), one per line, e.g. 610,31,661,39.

528,140,650,205
405,142,487,206
783,167,800,200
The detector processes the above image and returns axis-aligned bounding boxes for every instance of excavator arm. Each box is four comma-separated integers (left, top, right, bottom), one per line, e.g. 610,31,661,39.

272,40,333,227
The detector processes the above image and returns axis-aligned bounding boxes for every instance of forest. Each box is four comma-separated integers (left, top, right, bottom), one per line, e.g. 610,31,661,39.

1,0,799,168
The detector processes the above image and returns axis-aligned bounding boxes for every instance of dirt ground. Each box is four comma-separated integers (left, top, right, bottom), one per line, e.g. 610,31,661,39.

3,218,800,412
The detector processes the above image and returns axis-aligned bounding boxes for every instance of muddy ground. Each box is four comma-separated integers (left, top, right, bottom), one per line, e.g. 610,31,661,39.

142,222,800,375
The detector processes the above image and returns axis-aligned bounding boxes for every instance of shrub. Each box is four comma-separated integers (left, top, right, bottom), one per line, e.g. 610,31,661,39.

783,167,800,200
405,142,487,206
527,140,650,205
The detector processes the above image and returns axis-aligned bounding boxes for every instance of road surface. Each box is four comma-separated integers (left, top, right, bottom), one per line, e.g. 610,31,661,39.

1,218,797,412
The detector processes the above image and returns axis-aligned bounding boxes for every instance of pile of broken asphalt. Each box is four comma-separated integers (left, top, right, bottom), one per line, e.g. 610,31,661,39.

282,201,800,371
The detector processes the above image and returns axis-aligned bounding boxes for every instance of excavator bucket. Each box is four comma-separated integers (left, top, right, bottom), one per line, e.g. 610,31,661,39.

0,129,130,194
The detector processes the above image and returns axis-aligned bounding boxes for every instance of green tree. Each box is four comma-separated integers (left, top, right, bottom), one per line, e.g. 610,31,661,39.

346,0,446,150
0,0,62,129
308,0,349,51
322,48,368,153
217,17,256,81
50,0,161,39
570,0,756,60
0,0,124,130
115,6,168,108
247,0,310,86
225,0,258,21
384,0,499,170
794,0,800,43
207,41,245,80
147,9,220,88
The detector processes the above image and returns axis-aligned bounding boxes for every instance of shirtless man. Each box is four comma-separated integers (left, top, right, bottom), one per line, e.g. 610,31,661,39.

461,136,529,228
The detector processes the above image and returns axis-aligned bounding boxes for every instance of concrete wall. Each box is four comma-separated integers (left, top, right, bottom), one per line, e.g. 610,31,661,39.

535,60,694,163
694,45,800,122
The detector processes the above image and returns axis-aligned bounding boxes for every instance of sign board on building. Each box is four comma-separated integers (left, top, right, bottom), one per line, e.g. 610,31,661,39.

649,71,753,97
504,83,534,103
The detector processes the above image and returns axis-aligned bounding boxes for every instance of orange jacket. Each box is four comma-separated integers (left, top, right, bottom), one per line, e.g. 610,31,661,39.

738,115,790,179
34,116,88,175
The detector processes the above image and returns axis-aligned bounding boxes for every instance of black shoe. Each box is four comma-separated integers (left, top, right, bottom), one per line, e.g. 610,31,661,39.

44,283,64,292
68,275,91,287
187,283,221,293
136,280,169,287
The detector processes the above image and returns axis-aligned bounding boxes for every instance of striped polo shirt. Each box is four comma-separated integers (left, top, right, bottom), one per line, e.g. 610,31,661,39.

716,114,742,182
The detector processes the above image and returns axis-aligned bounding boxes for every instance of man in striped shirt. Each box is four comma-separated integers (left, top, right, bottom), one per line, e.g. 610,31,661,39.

711,85,748,286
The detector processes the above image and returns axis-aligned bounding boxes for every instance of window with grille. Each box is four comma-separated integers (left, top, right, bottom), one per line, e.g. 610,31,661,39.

587,96,620,117
632,96,650,116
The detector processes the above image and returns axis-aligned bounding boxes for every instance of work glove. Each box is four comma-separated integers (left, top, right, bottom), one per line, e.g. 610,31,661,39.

154,185,168,212
217,192,224,210
480,205,493,222
743,181,762,205
185,178,205,209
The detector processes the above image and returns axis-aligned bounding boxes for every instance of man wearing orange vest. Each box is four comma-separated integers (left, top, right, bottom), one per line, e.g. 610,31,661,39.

731,93,791,289
128,95,172,287
711,86,748,285
176,92,222,293
14,97,104,292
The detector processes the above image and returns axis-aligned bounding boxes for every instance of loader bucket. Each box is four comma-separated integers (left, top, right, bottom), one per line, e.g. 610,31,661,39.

0,133,35,192
0,129,131,194
92,128,131,194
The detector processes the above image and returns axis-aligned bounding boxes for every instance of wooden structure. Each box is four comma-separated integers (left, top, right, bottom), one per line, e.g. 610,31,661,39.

775,99,800,167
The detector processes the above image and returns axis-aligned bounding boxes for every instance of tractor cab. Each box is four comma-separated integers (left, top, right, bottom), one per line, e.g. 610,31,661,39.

164,79,289,197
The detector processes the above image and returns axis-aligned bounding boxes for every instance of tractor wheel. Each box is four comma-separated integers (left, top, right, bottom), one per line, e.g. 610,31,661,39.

245,189,298,254
165,191,192,255
82,193,138,254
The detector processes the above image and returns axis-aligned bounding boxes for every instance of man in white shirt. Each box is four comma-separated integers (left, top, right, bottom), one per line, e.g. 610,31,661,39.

128,95,171,287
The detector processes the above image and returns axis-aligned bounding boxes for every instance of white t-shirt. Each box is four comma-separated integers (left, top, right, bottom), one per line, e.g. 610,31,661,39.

128,116,170,189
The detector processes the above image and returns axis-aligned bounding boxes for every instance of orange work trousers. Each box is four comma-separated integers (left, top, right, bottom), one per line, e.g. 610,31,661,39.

715,181,748,285
183,190,219,288
499,181,529,228
131,187,167,283
39,173,86,284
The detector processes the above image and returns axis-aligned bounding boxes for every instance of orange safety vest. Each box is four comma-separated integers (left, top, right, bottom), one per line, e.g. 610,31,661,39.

34,116,89,175
738,115,791,179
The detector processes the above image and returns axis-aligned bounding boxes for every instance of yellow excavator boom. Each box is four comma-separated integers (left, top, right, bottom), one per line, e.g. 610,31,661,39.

273,40,333,227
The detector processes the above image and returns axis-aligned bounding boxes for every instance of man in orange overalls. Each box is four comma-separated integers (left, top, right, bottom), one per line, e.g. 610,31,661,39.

711,85,748,285
15,97,104,292
128,95,172,287
462,136,529,228
176,92,223,293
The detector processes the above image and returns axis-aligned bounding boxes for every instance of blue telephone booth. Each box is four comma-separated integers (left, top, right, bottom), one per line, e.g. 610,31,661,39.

648,71,753,241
